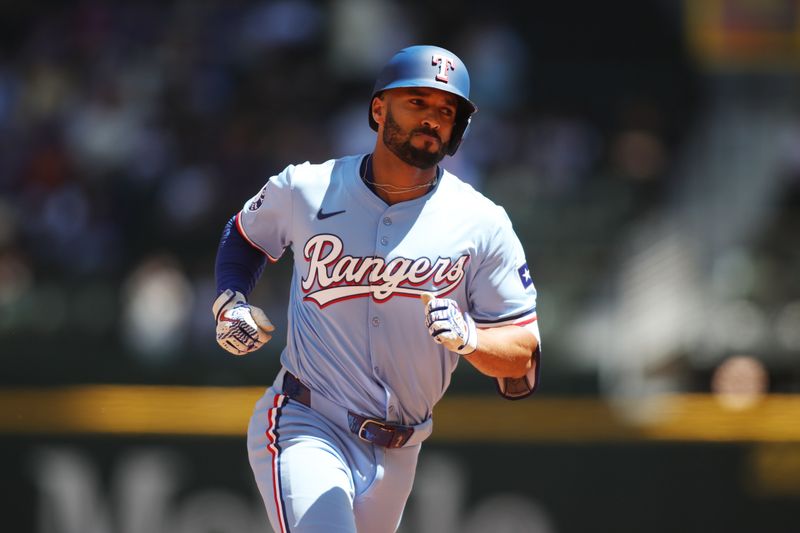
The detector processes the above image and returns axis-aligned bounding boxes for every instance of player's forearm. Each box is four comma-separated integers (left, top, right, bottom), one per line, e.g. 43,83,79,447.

216,215,268,296
463,325,538,378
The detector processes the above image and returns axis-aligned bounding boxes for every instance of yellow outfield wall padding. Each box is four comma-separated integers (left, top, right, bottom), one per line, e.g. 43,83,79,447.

1,386,799,442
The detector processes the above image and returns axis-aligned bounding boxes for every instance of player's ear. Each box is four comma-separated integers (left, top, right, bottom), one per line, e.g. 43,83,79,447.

371,94,385,127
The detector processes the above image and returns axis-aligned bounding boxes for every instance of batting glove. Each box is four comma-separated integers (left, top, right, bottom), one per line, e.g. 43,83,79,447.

421,292,477,355
213,289,275,356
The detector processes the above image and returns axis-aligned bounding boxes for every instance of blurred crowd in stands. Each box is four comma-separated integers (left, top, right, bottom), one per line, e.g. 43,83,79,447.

0,0,797,394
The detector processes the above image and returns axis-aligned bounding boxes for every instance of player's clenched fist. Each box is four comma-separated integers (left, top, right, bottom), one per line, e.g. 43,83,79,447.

213,289,275,355
421,292,477,355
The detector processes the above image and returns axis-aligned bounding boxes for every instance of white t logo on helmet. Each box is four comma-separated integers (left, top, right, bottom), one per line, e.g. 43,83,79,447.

431,54,455,83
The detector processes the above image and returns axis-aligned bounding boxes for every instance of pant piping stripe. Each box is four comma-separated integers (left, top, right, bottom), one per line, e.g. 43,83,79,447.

266,394,290,533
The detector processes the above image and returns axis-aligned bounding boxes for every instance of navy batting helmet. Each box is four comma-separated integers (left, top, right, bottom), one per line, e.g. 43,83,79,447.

368,45,478,156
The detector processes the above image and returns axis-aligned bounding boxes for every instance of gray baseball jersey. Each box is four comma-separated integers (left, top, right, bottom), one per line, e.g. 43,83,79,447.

237,154,540,426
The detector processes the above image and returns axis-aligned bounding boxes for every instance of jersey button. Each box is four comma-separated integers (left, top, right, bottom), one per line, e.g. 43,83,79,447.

383,217,392,226
380,236,389,245
388,405,396,414
372,317,380,327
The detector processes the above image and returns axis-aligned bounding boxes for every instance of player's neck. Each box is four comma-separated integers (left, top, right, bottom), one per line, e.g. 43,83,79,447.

369,145,438,204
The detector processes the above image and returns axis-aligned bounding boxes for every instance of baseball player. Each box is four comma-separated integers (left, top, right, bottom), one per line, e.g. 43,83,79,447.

213,45,540,533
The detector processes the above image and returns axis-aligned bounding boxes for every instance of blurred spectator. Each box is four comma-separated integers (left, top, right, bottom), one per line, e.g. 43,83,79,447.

121,254,193,362
711,354,769,410
327,0,414,79
0,250,33,327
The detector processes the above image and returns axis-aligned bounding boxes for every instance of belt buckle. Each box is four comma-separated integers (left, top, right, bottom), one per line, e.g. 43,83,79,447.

358,418,389,443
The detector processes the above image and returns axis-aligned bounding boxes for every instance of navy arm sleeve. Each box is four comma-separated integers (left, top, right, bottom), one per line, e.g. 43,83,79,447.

215,215,267,296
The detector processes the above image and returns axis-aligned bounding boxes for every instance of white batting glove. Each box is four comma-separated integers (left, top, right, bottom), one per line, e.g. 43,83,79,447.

421,292,477,355
213,289,275,356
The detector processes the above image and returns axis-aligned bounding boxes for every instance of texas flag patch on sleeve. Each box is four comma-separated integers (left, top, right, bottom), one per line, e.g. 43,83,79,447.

517,263,533,289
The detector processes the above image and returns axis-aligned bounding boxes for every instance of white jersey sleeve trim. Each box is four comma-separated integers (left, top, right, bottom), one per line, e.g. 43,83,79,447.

474,307,537,328
235,211,281,263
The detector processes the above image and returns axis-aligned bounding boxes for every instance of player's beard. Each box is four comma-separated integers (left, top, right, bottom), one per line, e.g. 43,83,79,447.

383,108,448,169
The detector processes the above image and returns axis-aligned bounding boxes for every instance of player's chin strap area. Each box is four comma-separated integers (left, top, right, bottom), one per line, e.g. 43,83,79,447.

277,368,433,448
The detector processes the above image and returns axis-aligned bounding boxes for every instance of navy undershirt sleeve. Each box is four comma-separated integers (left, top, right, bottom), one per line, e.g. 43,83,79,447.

215,215,267,297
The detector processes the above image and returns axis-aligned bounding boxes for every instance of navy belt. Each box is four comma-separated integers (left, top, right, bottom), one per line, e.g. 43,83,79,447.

282,371,415,449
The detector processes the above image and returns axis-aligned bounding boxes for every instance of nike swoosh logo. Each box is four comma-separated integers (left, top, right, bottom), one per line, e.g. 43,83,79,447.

316,208,346,220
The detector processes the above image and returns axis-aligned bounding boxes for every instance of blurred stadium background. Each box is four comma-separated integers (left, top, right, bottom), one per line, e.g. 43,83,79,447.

1,0,799,532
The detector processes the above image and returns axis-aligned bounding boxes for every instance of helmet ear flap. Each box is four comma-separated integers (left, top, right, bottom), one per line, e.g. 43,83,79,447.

447,116,469,156
446,100,474,156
